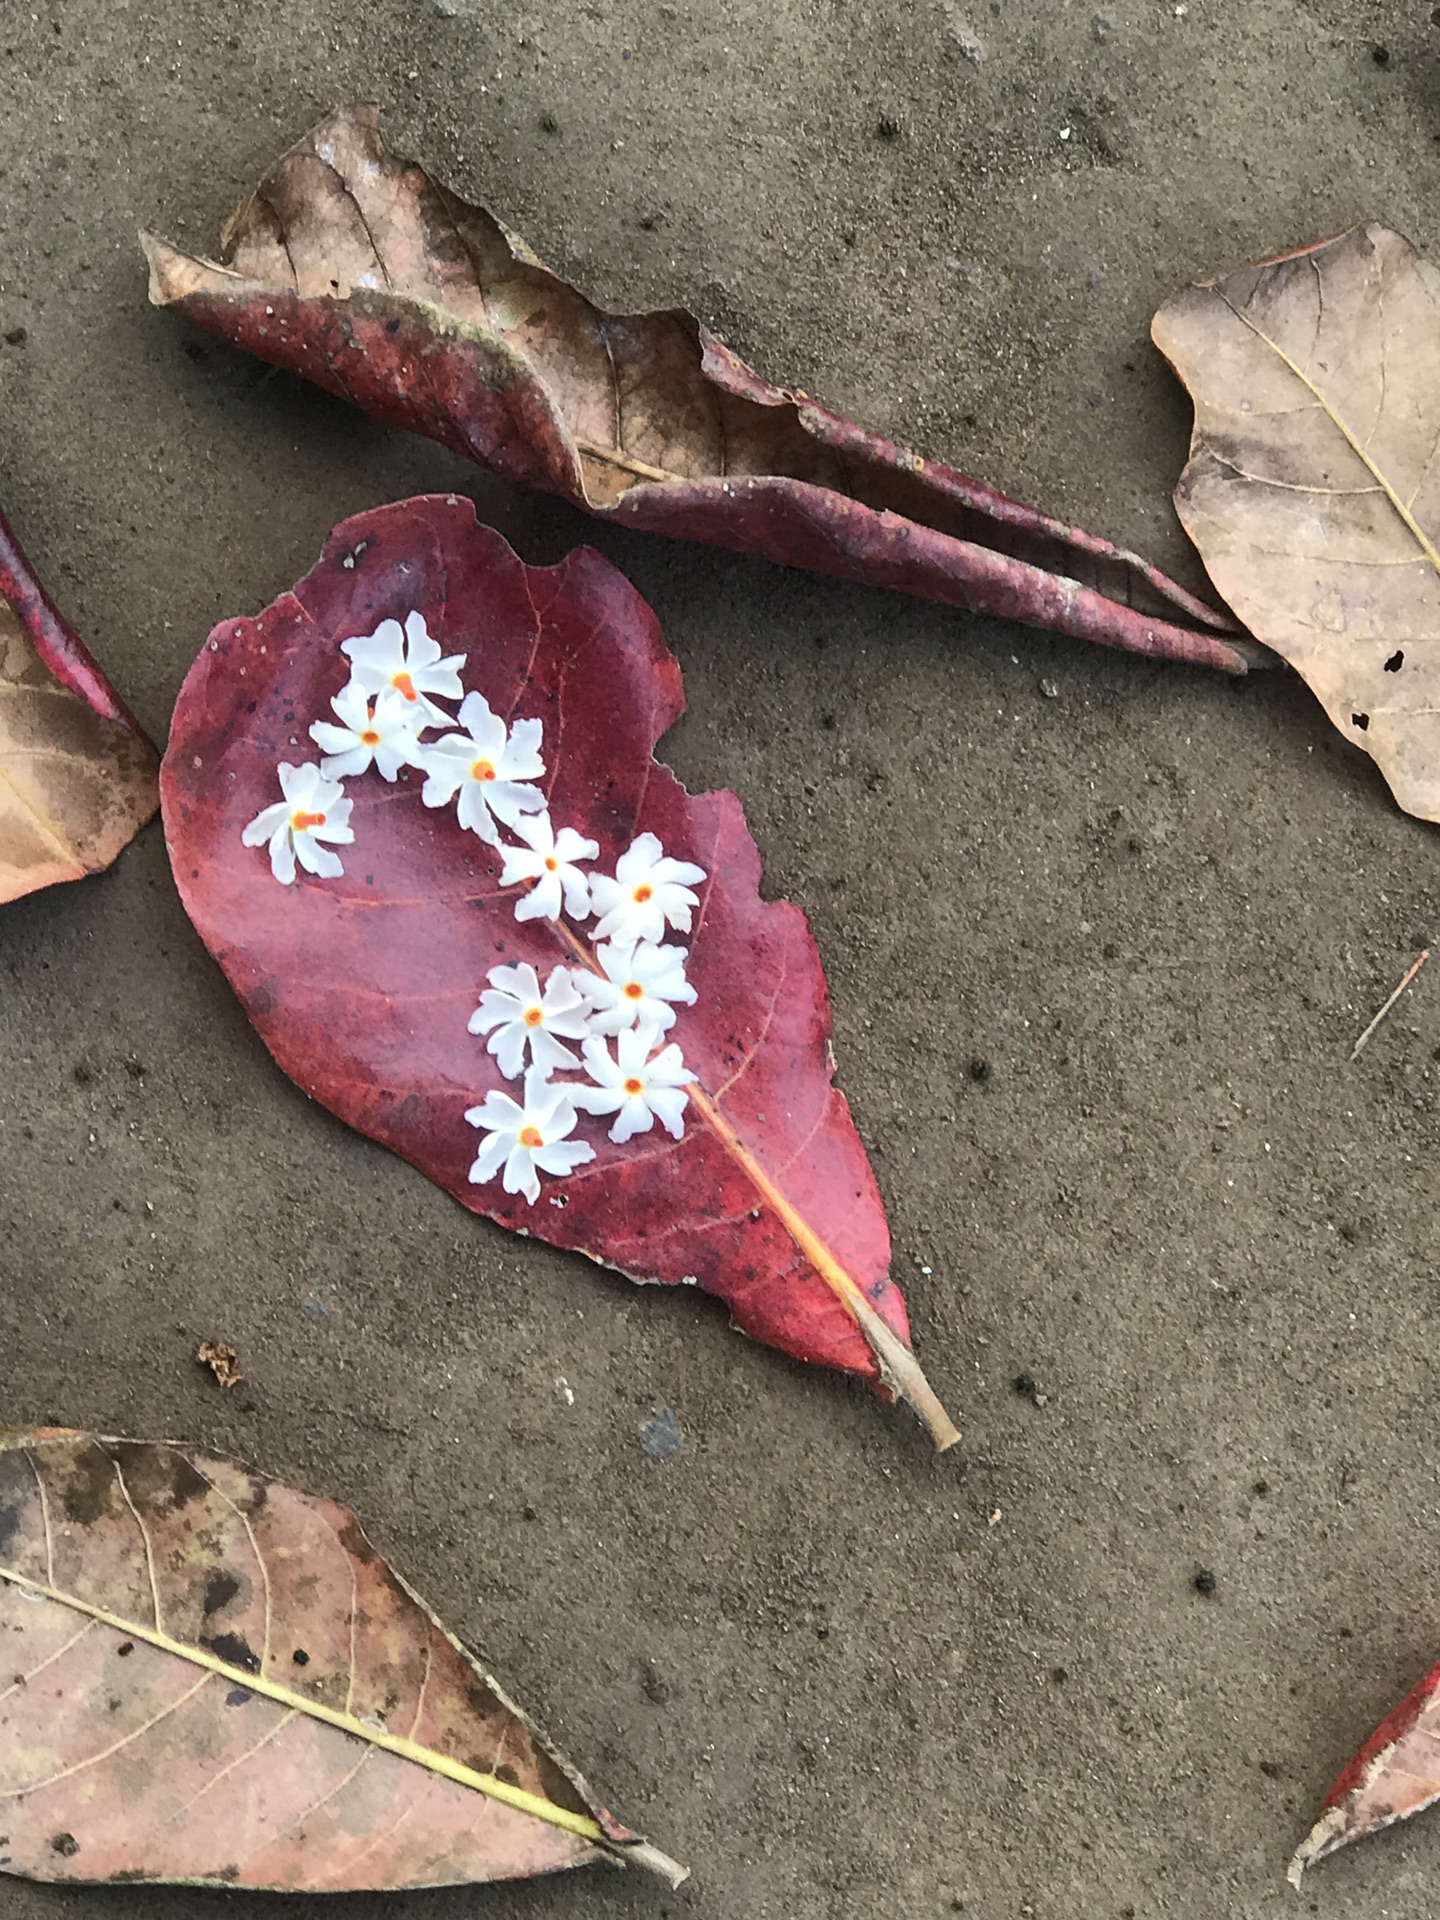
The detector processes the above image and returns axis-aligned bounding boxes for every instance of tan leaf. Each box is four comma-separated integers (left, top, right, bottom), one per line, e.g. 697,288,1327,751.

0,511,157,904
0,1429,683,1891
1153,224,1440,822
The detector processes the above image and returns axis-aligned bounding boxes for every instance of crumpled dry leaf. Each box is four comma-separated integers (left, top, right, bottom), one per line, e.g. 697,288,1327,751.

1290,1646,1440,1886
142,104,1258,675
1154,224,1440,822
0,1428,684,1891
196,1337,243,1388
0,507,158,903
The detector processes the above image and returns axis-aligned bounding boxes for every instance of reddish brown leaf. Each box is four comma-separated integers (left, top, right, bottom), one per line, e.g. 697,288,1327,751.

141,104,1259,676
1290,1650,1440,1885
160,494,957,1448
0,506,157,903
0,1428,683,1890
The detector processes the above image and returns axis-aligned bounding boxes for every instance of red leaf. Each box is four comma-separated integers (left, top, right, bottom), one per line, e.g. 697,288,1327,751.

160,495,957,1449
1291,1652,1440,1885
141,105,1261,677
0,504,158,903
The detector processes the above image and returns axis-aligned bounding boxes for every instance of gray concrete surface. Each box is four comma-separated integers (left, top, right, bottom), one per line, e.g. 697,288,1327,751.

4,2,1440,1914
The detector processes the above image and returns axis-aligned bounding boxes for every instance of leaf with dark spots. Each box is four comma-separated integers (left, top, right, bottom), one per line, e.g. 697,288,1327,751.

0,1430,683,1891
1155,224,1440,823
159,496,957,1448
0,503,158,904
142,104,1257,675
202,1570,241,1616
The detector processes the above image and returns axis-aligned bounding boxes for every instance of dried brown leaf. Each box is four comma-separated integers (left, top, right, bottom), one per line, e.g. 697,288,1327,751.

1154,224,1440,821
196,1338,243,1388
0,1429,683,1890
0,509,157,903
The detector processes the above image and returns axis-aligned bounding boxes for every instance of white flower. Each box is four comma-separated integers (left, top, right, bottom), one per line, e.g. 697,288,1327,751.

589,832,707,945
580,940,697,1035
340,610,465,728
421,692,546,845
466,1066,595,1204
309,681,425,781
571,1024,696,1144
468,962,592,1079
498,812,600,923
240,762,354,885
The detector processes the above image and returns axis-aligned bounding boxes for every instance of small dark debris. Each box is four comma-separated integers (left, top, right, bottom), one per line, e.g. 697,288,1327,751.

539,110,559,133
1352,712,1371,730
967,1056,991,1084
1259,1758,1282,1778
292,1648,310,1667
1372,43,1390,65
1253,1479,1270,1496
1193,1568,1217,1596
51,1833,79,1856
1384,649,1404,671
225,1686,253,1707
1051,1665,1068,1683
1013,1373,1049,1407
522,1504,537,1521
116,1642,134,1658
4,326,27,346
875,115,901,139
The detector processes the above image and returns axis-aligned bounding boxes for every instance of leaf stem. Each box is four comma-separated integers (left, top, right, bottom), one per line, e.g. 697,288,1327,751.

573,437,678,487
551,920,960,1450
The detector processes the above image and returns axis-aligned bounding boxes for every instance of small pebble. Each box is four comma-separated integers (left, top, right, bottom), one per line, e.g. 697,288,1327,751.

640,1407,683,1461
1194,1568,1217,1596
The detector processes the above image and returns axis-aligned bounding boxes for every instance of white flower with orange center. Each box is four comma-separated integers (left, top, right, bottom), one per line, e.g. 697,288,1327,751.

340,609,465,728
240,762,354,886
580,939,696,1035
572,1024,697,1144
309,681,425,781
498,811,600,922
469,961,592,1079
589,832,708,946
421,692,546,845
466,1066,595,1204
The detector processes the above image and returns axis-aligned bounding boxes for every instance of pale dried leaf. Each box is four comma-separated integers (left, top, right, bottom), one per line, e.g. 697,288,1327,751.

1153,224,1440,822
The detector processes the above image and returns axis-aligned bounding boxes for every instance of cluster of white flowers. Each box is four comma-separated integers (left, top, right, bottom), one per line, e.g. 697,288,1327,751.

241,611,708,1206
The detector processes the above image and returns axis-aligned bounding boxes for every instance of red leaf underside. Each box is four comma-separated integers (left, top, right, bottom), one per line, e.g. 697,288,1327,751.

160,496,956,1446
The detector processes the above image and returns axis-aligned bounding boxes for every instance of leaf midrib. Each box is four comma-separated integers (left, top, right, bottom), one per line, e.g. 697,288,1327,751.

0,1563,603,1845
1220,291,1440,576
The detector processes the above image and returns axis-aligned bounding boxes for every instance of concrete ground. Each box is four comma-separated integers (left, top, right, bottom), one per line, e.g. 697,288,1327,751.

4,1,1440,1914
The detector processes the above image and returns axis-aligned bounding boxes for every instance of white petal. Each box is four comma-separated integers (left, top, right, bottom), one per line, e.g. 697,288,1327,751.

615,832,664,884
456,785,502,842
468,1088,525,1128
532,1138,596,1178
242,800,290,846
647,1085,690,1138
514,870,563,922
318,746,372,782
570,1080,623,1115
502,1144,542,1204
468,1130,511,1185
486,781,546,828
489,1022,529,1080
294,836,344,879
267,826,297,885
530,1027,581,1075
610,1096,656,1145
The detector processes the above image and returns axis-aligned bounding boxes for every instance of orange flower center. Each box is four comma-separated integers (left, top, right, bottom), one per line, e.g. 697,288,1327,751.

471,758,497,782
624,981,645,999
392,671,418,701
360,729,381,747
292,810,327,832
633,883,654,903
523,1006,544,1028
623,1077,644,1095
545,856,558,872
519,1125,544,1149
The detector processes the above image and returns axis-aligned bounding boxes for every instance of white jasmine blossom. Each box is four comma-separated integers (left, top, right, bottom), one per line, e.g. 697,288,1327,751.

341,610,465,728
469,961,592,1079
572,1024,696,1144
589,832,707,945
309,681,425,781
241,762,354,886
580,939,696,1035
421,692,546,844
499,811,600,922
466,1066,595,1204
